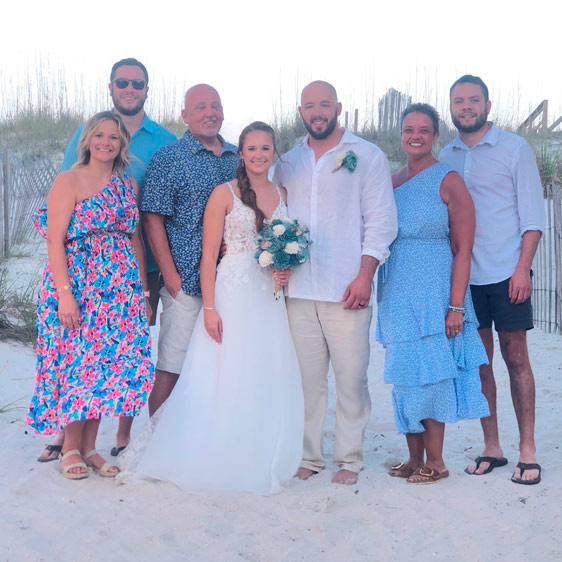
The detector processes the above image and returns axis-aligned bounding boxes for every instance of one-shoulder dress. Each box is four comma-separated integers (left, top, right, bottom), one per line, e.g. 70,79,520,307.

376,163,489,434
131,183,304,495
27,173,154,435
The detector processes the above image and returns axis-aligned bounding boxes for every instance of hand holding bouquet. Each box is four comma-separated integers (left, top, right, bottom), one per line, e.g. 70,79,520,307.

254,218,310,299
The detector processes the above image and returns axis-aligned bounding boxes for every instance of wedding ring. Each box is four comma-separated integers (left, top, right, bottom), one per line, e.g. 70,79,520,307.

358,303,366,308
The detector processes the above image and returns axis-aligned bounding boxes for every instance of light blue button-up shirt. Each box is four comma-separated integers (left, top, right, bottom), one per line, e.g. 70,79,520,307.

62,113,176,272
439,123,545,285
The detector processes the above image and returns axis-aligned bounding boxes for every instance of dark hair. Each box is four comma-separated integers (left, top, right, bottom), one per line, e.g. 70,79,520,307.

236,121,276,232
74,111,131,173
400,103,440,135
449,74,489,103
110,58,149,83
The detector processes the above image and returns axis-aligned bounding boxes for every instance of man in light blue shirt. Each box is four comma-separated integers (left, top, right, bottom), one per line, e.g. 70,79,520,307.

440,75,544,485
38,58,175,463
62,58,176,326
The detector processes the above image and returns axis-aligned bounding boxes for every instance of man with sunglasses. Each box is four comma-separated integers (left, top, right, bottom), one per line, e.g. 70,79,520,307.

38,58,176,463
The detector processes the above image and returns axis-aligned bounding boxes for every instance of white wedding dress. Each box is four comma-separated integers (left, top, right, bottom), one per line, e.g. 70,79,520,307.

132,184,304,495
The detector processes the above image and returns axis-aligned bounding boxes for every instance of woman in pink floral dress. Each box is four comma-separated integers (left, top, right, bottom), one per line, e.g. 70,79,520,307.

27,111,154,479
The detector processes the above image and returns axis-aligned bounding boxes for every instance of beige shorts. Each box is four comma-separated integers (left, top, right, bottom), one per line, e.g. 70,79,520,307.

156,286,202,374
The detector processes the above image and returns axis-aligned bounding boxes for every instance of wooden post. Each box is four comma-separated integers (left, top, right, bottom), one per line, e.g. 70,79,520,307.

548,114,562,133
344,111,349,128
1,150,9,258
554,184,562,333
542,100,549,137
354,109,358,133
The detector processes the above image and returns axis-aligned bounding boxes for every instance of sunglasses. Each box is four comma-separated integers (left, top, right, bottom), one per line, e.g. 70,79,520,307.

113,78,146,90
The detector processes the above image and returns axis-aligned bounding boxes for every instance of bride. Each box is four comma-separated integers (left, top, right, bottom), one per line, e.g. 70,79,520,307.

132,122,304,495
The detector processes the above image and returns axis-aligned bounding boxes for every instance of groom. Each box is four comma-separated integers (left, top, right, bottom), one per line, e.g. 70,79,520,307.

274,80,397,484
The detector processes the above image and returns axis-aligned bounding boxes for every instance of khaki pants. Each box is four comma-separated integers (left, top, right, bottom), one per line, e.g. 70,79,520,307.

286,298,372,473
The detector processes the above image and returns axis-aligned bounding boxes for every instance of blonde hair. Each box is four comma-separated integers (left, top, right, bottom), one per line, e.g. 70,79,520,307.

74,111,131,173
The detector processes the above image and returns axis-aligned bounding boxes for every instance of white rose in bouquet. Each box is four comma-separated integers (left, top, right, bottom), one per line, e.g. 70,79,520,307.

258,251,273,267
284,242,300,255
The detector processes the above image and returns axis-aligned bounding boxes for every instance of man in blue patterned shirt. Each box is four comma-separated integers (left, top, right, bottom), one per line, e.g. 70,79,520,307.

140,84,238,415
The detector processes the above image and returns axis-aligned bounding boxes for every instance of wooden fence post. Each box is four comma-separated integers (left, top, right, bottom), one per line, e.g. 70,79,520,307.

1,150,9,259
554,184,562,333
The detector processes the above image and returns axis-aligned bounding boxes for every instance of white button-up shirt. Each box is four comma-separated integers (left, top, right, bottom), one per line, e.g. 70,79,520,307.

273,129,397,302
439,123,545,286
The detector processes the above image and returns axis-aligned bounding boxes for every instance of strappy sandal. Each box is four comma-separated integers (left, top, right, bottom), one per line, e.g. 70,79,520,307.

406,466,449,485
388,462,416,478
59,449,89,480
83,450,120,478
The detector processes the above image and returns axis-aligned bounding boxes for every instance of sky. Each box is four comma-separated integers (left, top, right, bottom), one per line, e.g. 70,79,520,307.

1,0,560,142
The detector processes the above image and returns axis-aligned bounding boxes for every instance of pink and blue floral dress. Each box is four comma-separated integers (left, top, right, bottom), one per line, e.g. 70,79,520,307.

27,174,154,435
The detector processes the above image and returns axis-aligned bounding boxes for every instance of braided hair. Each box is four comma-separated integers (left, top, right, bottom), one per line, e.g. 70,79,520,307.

235,121,276,232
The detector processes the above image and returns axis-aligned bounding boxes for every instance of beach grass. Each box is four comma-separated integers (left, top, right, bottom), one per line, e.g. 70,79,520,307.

0,266,38,345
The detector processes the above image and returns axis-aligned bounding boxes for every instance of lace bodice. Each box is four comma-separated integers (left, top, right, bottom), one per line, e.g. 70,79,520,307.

217,183,287,291
223,183,287,254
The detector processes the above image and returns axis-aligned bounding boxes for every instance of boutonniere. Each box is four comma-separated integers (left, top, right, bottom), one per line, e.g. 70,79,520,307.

332,150,358,174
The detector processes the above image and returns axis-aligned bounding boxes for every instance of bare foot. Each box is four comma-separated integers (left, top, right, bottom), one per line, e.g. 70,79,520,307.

294,467,318,480
331,469,358,485
465,447,504,475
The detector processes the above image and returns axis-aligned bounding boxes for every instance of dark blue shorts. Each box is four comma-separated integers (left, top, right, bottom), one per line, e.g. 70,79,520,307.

470,275,534,332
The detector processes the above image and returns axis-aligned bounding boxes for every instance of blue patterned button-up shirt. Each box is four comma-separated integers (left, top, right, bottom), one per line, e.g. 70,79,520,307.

140,130,238,296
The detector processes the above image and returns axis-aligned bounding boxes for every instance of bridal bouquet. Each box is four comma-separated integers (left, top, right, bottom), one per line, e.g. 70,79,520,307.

254,218,310,299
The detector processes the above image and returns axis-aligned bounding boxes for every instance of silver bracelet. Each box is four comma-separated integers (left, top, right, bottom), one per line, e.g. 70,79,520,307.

202,306,214,310
448,305,465,313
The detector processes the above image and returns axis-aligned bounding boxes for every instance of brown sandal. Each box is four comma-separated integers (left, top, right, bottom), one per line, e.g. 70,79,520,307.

388,462,416,478
406,466,449,485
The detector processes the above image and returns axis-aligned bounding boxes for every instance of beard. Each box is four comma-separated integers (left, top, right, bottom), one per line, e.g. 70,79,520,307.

303,112,338,140
112,93,146,117
451,110,488,134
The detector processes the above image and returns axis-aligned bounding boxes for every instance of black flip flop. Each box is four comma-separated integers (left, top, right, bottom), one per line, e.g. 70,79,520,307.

110,445,127,457
37,444,63,463
511,462,542,485
464,456,508,475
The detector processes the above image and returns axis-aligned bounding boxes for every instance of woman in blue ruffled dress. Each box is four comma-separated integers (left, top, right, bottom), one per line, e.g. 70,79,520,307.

376,103,489,484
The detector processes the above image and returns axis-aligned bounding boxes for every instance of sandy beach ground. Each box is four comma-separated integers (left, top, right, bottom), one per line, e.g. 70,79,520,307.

1,245,561,561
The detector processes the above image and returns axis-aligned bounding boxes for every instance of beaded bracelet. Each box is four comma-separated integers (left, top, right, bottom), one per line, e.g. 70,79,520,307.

448,305,465,313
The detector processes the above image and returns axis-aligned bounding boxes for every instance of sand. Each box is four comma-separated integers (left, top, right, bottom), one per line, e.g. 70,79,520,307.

2,319,561,562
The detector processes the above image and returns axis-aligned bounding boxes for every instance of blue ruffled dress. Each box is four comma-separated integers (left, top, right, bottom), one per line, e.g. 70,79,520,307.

376,162,489,434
